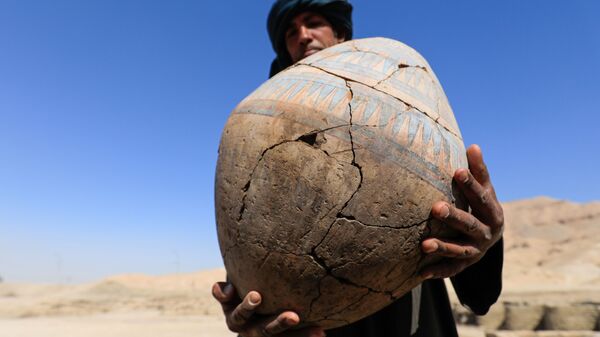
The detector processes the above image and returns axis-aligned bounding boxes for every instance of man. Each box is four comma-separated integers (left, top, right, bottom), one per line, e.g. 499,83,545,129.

212,1,504,336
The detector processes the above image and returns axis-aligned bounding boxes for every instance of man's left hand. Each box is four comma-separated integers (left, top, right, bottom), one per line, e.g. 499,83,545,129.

420,144,504,279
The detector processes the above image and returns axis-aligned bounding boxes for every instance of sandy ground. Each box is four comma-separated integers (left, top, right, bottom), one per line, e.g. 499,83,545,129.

0,313,486,337
1,197,598,336
0,313,234,337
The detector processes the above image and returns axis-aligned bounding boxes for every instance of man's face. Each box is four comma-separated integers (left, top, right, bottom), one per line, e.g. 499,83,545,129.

285,11,345,64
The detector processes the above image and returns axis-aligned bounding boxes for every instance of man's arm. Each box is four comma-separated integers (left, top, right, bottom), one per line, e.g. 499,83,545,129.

420,144,504,313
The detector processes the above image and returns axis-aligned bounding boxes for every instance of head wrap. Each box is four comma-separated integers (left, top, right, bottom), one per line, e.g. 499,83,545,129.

267,0,353,77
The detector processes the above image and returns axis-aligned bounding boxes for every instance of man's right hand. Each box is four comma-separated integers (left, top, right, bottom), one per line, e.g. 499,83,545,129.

212,282,326,337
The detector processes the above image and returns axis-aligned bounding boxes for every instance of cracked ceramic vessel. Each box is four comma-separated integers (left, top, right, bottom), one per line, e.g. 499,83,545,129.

215,37,468,329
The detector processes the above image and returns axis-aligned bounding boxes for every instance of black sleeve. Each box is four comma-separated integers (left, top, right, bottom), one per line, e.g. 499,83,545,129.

326,280,462,337
450,237,503,315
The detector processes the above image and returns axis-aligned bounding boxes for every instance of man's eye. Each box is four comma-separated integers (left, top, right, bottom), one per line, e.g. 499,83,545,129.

286,28,297,38
306,19,325,28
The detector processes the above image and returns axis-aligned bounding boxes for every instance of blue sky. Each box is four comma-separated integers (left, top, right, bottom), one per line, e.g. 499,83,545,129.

0,0,598,283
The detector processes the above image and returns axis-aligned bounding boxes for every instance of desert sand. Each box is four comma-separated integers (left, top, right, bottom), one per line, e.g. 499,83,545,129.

1,197,599,337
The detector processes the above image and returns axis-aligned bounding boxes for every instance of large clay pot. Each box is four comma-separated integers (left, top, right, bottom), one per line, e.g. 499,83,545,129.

215,37,467,329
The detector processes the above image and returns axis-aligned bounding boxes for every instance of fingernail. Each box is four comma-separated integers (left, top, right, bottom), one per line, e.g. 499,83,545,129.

248,292,260,306
421,273,434,280
440,204,450,218
425,241,438,253
461,171,469,183
223,283,233,296
285,316,299,326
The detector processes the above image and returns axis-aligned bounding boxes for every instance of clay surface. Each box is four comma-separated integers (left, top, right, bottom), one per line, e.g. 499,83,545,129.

215,38,467,328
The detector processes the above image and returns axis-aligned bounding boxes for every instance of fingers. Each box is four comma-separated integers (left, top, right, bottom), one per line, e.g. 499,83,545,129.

455,146,503,227
454,168,496,218
262,312,300,335
214,283,263,334
212,282,235,302
252,313,323,337
431,202,492,240
420,145,504,280
259,312,325,337
213,283,319,337
422,237,481,259
228,291,262,330
212,282,239,313
246,313,323,337
465,144,491,187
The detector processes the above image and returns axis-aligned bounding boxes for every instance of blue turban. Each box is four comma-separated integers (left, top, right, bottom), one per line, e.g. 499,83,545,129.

267,0,353,77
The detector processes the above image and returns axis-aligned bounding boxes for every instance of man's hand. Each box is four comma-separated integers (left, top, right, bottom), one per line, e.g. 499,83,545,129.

420,144,504,279
212,282,326,337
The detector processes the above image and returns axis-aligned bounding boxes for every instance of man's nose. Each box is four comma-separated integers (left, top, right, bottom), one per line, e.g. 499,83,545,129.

298,25,312,44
